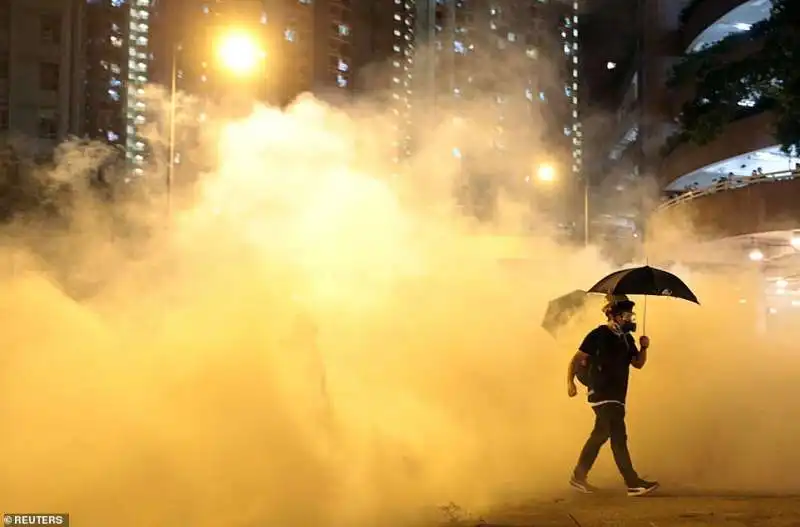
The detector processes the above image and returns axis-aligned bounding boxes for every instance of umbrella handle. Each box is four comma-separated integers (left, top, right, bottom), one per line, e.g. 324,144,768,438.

642,257,649,335
642,294,648,334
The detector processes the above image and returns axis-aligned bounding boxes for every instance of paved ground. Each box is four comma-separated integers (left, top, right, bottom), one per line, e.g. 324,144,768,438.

451,491,800,527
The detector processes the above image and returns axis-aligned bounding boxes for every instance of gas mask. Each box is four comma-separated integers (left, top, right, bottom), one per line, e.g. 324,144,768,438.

617,311,637,333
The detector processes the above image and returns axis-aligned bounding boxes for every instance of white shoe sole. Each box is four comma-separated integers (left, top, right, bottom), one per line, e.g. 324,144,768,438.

569,480,594,494
627,482,659,497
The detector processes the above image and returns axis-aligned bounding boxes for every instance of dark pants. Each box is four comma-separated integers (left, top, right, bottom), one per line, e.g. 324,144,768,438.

573,403,639,486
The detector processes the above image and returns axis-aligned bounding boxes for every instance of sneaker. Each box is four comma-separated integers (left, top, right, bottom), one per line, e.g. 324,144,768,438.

569,475,598,494
627,479,659,497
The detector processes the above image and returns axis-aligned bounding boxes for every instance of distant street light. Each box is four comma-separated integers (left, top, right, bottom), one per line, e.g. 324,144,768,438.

749,248,764,262
215,30,266,76
531,162,590,246
791,231,800,249
537,163,555,182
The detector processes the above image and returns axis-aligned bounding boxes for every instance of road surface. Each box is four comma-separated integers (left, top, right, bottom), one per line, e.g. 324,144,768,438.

444,491,800,527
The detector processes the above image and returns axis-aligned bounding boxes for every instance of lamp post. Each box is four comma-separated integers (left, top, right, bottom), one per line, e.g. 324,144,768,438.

166,30,265,215
583,176,589,247
167,42,178,217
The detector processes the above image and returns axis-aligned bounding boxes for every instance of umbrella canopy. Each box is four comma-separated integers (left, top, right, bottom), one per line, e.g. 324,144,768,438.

542,289,588,336
587,265,700,304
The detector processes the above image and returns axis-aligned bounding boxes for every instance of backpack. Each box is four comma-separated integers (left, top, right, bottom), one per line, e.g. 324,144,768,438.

575,356,593,387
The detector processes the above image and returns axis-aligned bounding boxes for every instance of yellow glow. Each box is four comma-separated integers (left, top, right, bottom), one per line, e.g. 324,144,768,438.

216,31,264,75
537,163,555,182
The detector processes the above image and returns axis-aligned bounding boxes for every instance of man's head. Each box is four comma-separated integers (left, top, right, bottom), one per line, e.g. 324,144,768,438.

605,297,637,333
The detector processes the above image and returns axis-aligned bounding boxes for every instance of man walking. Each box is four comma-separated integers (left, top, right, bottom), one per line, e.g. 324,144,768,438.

566,295,659,497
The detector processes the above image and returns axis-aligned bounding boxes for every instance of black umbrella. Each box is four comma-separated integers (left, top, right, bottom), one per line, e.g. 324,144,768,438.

587,265,699,304
587,265,699,332
542,289,589,336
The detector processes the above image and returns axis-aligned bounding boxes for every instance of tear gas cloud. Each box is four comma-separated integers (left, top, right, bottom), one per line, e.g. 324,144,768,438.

0,64,799,527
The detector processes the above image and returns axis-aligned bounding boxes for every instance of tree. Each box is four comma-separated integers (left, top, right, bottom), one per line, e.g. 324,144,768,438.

671,0,800,154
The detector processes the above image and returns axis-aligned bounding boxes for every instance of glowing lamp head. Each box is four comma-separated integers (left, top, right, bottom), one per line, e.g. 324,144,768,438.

791,232,800,249
748,248,764,262
216,31,264,75
537,164,555,182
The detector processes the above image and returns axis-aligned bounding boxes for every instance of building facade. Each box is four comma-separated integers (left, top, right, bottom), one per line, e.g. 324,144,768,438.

75,0,155,174
0,0,83,153
593,0,799,320
388,0,580,219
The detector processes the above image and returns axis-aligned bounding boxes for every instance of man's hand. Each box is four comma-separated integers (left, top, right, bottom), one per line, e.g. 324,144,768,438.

568,381,578,398
632,336,649,369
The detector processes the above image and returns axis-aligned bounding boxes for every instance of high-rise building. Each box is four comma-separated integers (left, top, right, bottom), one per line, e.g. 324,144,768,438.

78,0,155,175
0,0,83,152
388,0,580,217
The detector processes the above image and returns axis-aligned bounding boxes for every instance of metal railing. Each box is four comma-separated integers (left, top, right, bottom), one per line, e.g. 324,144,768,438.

658,169,800,210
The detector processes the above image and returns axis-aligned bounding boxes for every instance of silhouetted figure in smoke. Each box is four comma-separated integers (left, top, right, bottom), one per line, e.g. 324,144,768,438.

566,295,659,497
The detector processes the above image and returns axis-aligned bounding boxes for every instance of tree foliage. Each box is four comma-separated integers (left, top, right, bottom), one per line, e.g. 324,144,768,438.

671,0,800,154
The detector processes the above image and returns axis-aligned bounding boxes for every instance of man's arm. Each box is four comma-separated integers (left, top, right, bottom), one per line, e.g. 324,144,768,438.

631,337,648,369
567,350,590,384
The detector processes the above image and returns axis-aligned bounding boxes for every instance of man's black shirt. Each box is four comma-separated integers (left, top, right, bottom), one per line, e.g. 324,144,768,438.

579,325,638,404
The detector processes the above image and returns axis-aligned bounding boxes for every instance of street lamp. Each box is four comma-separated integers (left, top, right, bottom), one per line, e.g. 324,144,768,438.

167,42,179,217
215,30,266,76
167,30,265,216
532,163,590,246
537,163,555,182
791,231,800,249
